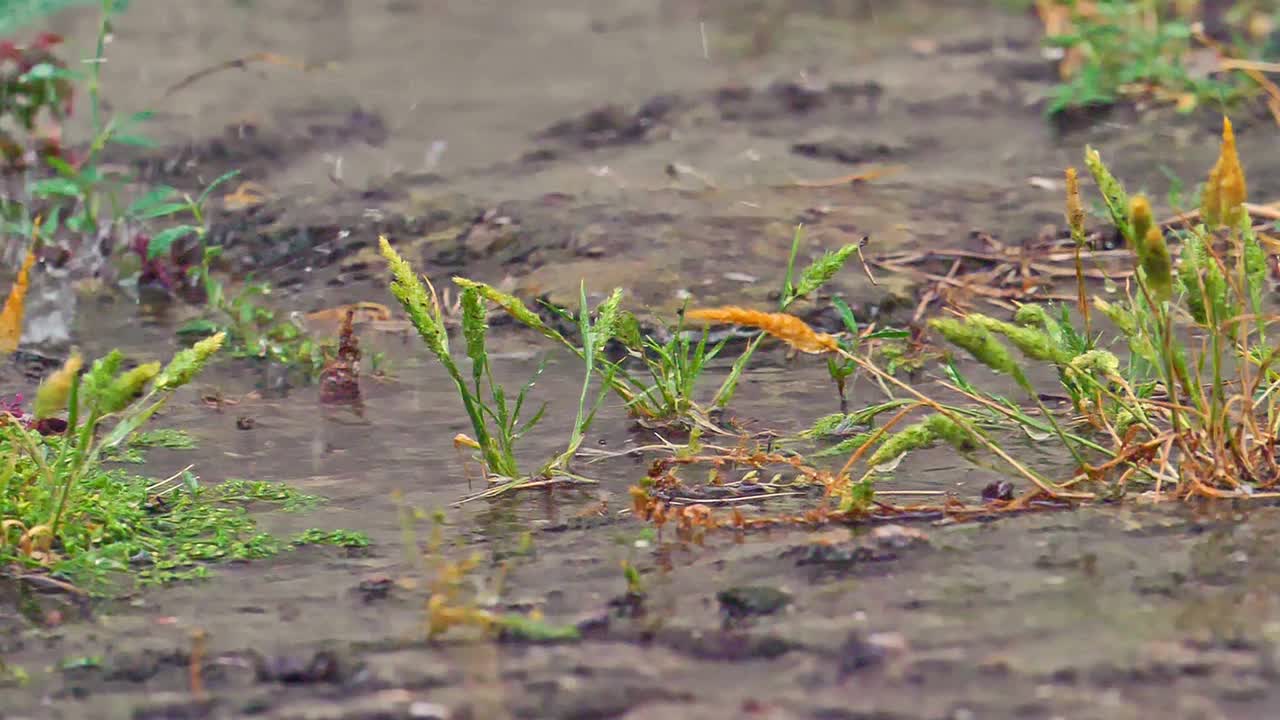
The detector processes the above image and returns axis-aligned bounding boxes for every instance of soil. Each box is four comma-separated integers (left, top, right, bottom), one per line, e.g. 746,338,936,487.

6,1,1280,718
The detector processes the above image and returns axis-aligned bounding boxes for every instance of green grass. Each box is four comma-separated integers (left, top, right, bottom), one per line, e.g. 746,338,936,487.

142,174,340,382
380,225,887,502
896,116,1278,501
292,528,370,548
1,336,357,590
454,227,875,432
128,428,196,449
2,0,155,250
0,0,120,36
2,444,349,588
1038,0,1271,117
2,1,330,382
382,237,617,499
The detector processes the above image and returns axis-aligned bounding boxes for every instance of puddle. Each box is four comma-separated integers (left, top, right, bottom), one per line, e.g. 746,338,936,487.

6,1,1280,718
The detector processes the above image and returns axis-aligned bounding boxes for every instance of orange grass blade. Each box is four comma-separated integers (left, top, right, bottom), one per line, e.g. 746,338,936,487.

0,248,36,355
685,306,839,354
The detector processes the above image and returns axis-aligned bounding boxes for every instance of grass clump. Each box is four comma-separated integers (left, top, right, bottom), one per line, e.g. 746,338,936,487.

382,237,616,500
380,217,921,508
292,528,370,548
1037,0,1270,117
623,115,1280,527
0,0,335,383
146,176,339,382
380,220,888,503
599,307,728,429
534,227,872,426
128,427,196,449
0,336,351,589
918,115,1280,501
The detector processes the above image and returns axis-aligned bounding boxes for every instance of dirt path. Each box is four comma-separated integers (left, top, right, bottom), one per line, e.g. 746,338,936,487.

7,2,1280,719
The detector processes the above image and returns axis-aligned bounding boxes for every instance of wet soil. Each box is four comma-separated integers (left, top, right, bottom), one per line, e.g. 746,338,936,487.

7,1,1280,718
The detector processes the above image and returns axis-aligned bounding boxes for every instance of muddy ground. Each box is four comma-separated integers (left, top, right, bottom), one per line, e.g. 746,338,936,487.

7,1,1280,718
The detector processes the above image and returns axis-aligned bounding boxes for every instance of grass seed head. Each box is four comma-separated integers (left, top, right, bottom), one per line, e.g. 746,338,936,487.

792,243,860,301
929,316,1017,376
380,236,449,360
1202,116,1247,228
866,418,936,468
615,310,644,351
1084,146,1133,243
156,332,225,391
1092,297,1136,337
83,349,124,399
686,306,839,354
1068,349,1121,381
0,247,35,355
33,351,82,419
452,277,565,345
100,362,161,414
591,288,625,346
459,286,488,370
1064,167,1086,247
1139,225,1173,304
1013,303,1053,330
923,413,976,452
806,412,849,438
968,313,1071,365
1129,195,1153,251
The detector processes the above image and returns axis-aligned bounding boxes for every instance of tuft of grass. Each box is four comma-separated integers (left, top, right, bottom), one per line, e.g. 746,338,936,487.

381,237,616,500
155,173,339,383
129,428,196,449
1,334,225,555
711,226,867,408
1,4,329,383
1038,0,1265,117
456,227,878,430
0,0,127,37
917,115,1280,501
292,528,370,548
0,336,355,589
618,308,728,427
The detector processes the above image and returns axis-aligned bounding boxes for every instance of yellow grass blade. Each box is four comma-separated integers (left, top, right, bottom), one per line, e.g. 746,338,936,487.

0,248,36,355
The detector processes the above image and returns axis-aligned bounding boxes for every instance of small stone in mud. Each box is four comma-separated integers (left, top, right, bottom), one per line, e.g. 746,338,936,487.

607,591,647,619
32,417,68,436
254,650,343,684
409,701,451,719
236,416,256,431
355,575,394,603
838,631,907,678
791,137,905,166
982,480,1014,501
717,586,791,619
130,697,216,720
870,524,930,549
784,541,892,567
536,95,678,149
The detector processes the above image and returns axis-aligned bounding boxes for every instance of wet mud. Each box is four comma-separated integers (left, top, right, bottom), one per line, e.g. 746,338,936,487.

7,1,1280,718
